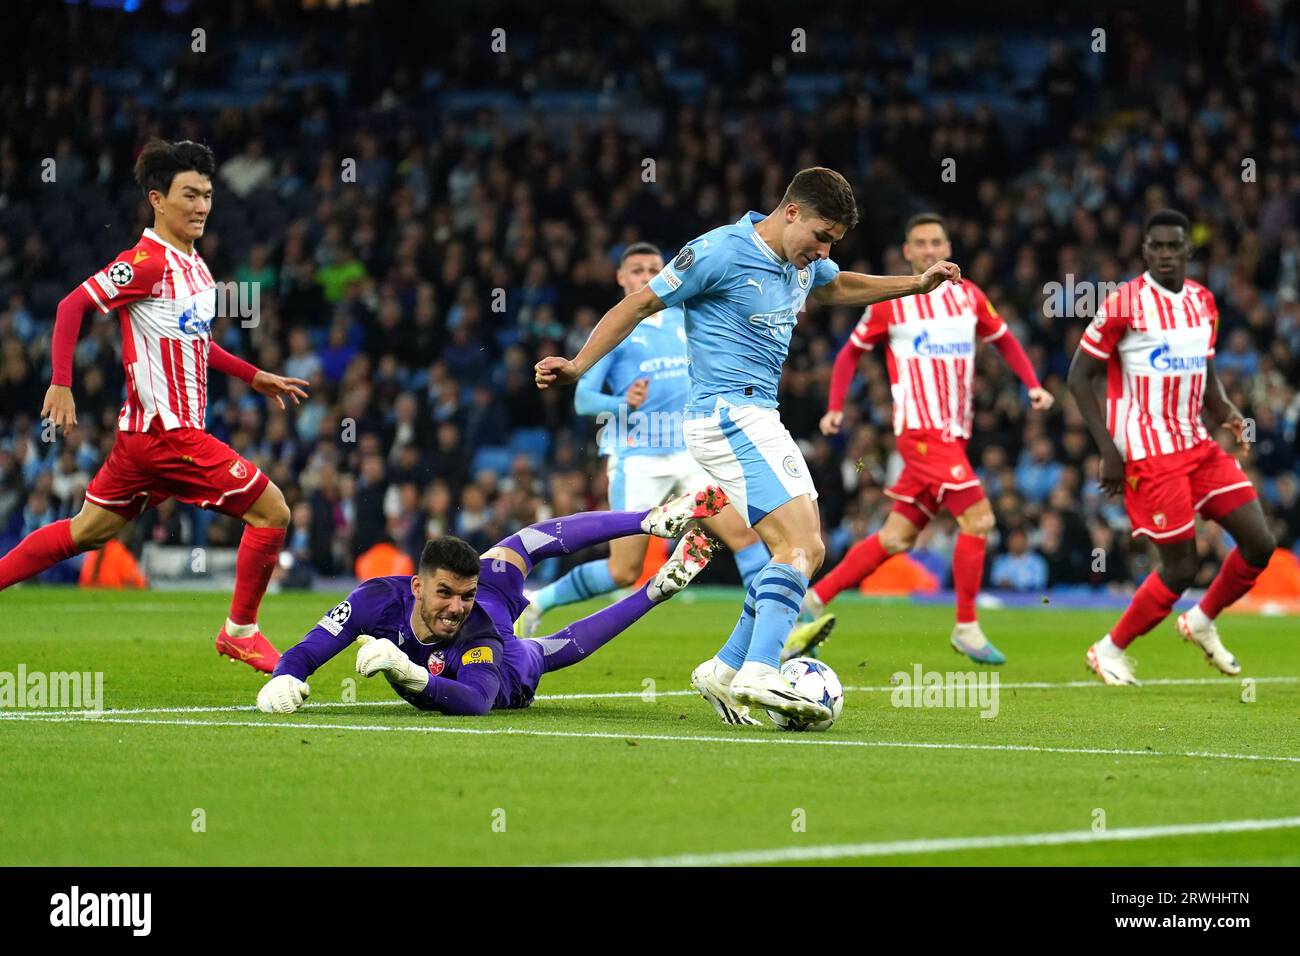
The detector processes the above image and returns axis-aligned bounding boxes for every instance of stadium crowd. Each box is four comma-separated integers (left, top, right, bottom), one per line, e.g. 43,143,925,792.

1,2,1298,593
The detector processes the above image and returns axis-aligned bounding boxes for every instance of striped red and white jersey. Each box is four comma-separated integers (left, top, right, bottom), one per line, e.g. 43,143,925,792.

80,228,217,433
849,280,1007,439
1077,272,1218,462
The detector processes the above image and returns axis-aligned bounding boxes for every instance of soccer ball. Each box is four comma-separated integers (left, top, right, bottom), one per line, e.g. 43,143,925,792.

766,657,844,732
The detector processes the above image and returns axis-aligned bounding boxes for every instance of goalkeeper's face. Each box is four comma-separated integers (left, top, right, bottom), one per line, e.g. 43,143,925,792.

413,569,479,640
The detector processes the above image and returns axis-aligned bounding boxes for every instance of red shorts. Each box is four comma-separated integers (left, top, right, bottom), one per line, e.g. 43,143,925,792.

84,424,268,520
1124,440,1257,542
886,430,986,527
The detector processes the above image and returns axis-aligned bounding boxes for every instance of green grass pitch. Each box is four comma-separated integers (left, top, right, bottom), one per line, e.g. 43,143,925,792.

2,587,1298,866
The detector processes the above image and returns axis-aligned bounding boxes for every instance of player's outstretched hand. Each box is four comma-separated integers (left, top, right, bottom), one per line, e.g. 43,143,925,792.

820,410,844,435
1028,387,1055,411
534,356,579,389
251,370,310,410
42,384,77,432
257,674,310,714
1224,412,1248,445
916,260,962,293
1099,448,1126,498
355,635,429,692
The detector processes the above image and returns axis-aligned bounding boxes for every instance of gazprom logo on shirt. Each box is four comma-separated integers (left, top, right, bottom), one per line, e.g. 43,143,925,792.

1149,340,1206,372
178,304,212,336
913,330,973,357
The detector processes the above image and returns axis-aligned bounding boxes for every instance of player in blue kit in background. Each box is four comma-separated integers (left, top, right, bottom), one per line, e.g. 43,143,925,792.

536,168,962,725
256,488,729,716
517,242,770,639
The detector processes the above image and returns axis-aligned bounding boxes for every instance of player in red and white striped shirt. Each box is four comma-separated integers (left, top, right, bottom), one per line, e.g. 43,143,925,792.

784,214,1051,665
1068,209,1275,685
0,140,309,673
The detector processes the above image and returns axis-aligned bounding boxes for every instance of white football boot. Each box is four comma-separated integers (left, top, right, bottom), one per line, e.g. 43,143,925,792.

641,485,729,539
647,530,716,602
1085,635,1140,686
690,657,761,727
513,592,543,639
731,661,833,722
1176,607,1241,676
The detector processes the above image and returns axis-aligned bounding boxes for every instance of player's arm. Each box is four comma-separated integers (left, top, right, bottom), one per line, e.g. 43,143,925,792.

42,285,101,431
45,254,168,431
573,351,623,416
359,637,504,717
810,261,962,307
1066,346,1124,497
536,288,663,389
1201,358,1247,443
258,581,391,713
971,287,1053,411
209,344,310,410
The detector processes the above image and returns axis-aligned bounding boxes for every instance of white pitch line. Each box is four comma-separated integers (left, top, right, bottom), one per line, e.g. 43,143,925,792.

2,712,1299,766
6,674,1294,718
559,815,1300,867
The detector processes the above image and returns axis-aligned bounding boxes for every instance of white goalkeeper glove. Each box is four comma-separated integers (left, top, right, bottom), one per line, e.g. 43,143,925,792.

257,674,311,714
355,636,429,693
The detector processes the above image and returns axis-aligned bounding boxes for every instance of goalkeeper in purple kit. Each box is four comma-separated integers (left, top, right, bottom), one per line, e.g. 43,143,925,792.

256,488,729,716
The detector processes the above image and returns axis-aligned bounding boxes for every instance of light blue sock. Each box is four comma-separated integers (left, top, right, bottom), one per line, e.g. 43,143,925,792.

732,539,770,591
535,560,617,612
716,579,759,671
746,562,808,668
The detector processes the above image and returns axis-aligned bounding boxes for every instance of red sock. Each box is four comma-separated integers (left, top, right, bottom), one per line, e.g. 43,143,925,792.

1111,572,1180,648
0,519,79,590
228,526,285,626
814,534,889,604
1199,548,1266,619
952,533,986,624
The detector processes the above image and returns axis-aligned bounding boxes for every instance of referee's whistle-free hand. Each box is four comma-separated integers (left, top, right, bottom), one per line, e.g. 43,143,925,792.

257,674,311,714
534,356,579,389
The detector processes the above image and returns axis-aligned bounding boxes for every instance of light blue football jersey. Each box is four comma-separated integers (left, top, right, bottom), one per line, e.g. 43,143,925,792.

647,211,840,414
576,305,691,457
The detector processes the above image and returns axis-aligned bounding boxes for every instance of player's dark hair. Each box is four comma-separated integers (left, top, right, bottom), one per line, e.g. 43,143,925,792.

904,212,948,239
1144,208,1190,237
419,537,481,580
620,241,662,265
134,138,216,199
781,167,859,229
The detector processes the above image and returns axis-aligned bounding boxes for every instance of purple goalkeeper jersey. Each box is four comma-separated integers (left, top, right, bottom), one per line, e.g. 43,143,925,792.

274,564,543,716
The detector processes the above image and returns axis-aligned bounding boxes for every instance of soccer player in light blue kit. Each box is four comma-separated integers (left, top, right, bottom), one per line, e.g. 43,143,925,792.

517,242,770,639
537,168,961,725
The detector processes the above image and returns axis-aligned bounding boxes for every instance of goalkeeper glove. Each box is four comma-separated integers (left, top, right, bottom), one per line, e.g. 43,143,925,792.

355,636,429,693
257,674,311,714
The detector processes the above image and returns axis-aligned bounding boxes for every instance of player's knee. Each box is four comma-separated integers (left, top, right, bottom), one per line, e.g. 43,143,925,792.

958,508,995,538
248,488,290,529
1241,533,1276,570
1160,555,1199,594
609,562,641,588
793,538,826,576
878,527,915,554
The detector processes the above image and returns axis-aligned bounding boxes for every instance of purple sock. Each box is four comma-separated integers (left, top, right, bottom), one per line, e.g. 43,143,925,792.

534,587,656,673
497,510,648,573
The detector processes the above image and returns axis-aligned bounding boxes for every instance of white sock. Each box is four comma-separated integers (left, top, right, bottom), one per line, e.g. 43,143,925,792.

715,659,738,686
1186,605,1212,630
225,619,257,638
1098,634,1123,657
